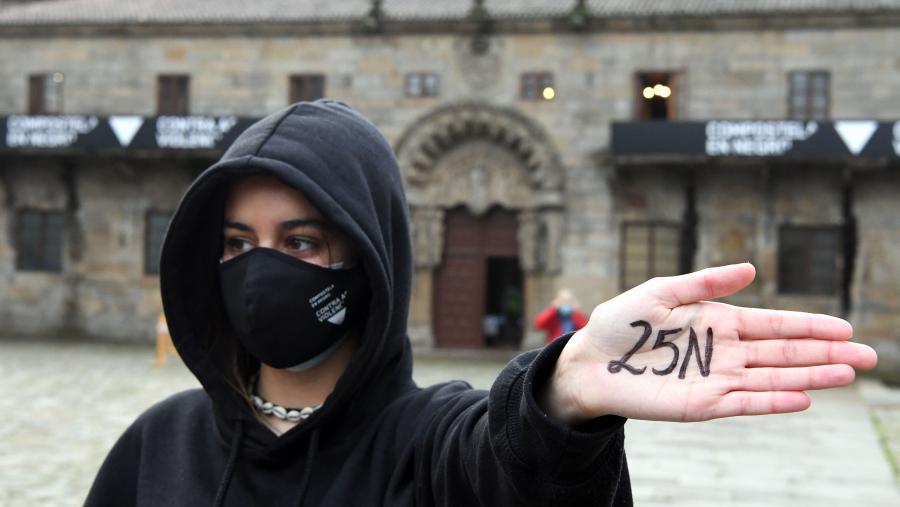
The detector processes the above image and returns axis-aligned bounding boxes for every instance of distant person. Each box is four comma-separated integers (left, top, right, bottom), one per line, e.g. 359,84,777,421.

153,311,178,367
534,289,589,344
86,100,877,506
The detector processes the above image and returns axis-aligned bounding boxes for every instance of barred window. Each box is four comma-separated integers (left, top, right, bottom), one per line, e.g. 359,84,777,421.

28,73,65,114
778,225,842,295
16,209,65,272
621,222,683,290
144,211,172,275
289,74,325,103
788,71,829,120
520,72,554,101
405,73,439,98
157,75,190,115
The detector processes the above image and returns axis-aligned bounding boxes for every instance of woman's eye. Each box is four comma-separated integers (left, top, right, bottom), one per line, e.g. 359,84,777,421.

225,237,253,253
286,236,316,252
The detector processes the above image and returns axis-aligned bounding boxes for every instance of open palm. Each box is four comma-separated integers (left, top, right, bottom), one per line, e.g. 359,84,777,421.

550,263,878,423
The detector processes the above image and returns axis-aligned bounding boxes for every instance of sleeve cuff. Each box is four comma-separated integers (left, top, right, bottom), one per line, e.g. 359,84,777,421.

521,332,627,480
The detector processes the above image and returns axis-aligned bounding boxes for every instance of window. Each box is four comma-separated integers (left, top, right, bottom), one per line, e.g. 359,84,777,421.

778,225,842,295
520,72,555,101
788,71,829,120
16,209,65,272
289,74,325,103
157,75,190,115
621,222,682,290
405,73,439,98
144,211,172,275
28,73,65,114
636,72,676,120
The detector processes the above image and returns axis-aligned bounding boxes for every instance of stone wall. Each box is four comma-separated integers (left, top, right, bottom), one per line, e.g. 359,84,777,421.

3,27,900,128
851,171,900,381
0,157,203,340
0,23,898,376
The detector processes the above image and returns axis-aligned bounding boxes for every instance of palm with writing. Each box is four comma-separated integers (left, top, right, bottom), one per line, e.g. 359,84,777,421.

543,264,878,423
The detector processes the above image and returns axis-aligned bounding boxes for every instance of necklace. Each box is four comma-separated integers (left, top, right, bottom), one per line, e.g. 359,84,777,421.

248,375,321,422
251,393,321,422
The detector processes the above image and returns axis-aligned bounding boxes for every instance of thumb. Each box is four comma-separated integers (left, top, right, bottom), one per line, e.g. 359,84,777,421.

649,263,756,308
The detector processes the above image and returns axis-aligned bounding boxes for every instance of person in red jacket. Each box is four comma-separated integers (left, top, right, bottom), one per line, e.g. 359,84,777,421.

534,289,589,344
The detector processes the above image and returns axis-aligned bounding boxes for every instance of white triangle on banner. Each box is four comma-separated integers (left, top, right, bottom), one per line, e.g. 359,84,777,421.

327,308,346,325
835,120,878,155
109,116,144,147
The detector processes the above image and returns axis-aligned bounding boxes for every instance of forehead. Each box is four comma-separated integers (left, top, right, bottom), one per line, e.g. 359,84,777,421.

224,175,323,220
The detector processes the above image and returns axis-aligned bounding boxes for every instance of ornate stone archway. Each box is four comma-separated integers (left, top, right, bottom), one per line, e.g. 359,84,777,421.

395,103,565,348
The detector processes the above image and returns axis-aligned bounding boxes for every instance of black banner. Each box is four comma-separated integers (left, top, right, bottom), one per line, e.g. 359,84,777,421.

0,115,260,151
612,120,900,159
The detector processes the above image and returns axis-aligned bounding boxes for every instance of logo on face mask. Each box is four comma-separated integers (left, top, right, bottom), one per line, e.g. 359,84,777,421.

310,284,348,325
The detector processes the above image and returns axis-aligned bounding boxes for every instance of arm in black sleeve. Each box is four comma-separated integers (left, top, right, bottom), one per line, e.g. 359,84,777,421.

417,334,631,506
83,419,143,507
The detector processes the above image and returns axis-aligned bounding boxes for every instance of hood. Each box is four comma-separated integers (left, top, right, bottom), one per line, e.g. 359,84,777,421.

159,100,415,454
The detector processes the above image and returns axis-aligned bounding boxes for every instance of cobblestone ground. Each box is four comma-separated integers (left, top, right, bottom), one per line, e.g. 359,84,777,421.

1,339,898,507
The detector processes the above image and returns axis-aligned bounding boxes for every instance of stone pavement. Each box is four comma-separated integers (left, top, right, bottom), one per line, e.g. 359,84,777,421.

0,339,897,507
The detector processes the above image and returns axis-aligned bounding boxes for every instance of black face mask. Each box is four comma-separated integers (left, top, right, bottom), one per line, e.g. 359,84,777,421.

218,247,369,370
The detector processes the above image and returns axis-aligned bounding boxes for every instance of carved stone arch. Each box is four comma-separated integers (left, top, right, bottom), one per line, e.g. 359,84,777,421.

397,103,566,349
396,102,564,207
396,102,565,274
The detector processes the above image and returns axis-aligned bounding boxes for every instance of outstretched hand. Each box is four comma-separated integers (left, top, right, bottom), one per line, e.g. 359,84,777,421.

541,263,878,424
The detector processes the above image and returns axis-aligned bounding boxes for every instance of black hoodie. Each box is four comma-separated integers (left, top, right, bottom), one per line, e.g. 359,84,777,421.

84,100,631,506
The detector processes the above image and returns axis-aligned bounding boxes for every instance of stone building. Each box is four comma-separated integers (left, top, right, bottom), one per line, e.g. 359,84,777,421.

0,0,898,379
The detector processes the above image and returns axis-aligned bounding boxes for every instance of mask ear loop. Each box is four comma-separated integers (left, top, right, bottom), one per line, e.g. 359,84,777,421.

323,233,345,270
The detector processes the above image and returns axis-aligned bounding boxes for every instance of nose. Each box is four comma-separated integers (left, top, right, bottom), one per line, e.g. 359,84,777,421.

257,238,278,250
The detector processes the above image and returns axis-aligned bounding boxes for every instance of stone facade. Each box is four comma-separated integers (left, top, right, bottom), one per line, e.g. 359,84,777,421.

0,155,205,340
0,6,898,378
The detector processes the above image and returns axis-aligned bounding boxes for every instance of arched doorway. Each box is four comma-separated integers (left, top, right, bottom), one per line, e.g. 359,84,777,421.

433,206,523,348
395,103,566,349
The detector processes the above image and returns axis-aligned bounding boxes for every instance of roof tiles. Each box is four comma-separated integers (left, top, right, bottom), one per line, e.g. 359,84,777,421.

0,0,897,25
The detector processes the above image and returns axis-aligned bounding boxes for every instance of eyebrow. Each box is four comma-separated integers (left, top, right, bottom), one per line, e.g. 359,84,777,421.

280,219,327,231
224,219,328,232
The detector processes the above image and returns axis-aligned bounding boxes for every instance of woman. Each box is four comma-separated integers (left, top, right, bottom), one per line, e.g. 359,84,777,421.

85,100,877,506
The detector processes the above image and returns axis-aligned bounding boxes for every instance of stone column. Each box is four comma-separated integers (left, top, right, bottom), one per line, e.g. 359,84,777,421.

408,207,444,348
517,207,564,349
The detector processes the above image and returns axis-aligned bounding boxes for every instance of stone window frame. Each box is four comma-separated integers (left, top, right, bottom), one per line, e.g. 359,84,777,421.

787,70,830,120
27,72,65,114
15,208,65,273
404,72,440,98
634,71,678,120
519,71,554,101
620,220,683,290
777,223,843,296
144,210,172,276
289,74,326,103
157,74,190,115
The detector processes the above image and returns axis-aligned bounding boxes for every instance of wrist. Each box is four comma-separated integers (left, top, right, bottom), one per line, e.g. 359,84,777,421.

537,331,599,425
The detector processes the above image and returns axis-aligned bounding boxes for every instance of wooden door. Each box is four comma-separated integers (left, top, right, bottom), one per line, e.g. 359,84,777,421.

433,207,520,348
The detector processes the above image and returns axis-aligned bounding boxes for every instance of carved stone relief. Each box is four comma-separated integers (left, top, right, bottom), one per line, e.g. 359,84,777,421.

517,210,540,272
428,140,534,214
397,103,566,275
539,208,564,273
410,207,444,268
453,37,502,93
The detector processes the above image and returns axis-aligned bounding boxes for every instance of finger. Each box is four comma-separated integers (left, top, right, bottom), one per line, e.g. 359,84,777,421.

744,340,878,369
734,364,856,392
711,391,811,418
736,307,852,341
650,263,755,309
